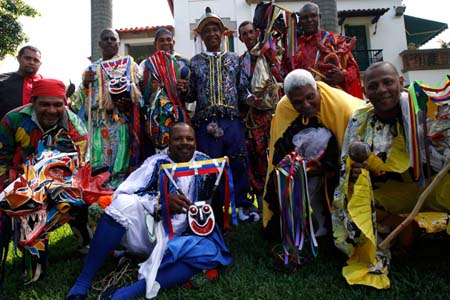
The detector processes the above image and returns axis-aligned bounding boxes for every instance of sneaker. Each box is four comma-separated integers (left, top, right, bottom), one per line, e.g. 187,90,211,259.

77,244,90,255
238,205,260,222
315,227,328,237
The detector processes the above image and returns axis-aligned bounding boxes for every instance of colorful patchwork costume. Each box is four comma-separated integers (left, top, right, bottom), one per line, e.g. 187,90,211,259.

140,51,190,152
239,47,279,198
0,102,88,283
0,105,87,190
290,30,363,98
71,55,142,188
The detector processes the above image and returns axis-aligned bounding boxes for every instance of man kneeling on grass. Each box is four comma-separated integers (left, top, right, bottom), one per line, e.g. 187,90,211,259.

332,62,450,289
67,122,232,300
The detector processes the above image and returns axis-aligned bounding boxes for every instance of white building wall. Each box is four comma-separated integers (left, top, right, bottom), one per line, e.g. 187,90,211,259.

119,37,154,55
174,0,408,60
174,0,311,57
173,0,446,85
174,0,249,56
338,0,406,73
404,70,450,86
173,0,192,56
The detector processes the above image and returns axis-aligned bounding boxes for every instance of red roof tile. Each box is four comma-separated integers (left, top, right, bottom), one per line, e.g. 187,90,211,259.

116,25,174,33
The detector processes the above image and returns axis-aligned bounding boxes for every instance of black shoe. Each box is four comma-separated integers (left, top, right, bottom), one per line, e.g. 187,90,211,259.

66,295,87,300
97,286,118,300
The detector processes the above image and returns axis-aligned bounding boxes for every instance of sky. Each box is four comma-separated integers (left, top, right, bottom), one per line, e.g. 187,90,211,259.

0,0,173,85
0,0,449,85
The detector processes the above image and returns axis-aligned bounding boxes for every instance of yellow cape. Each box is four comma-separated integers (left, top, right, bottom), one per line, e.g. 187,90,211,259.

263,81,363,227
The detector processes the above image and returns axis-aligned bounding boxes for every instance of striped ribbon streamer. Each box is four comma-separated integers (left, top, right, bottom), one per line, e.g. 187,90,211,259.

275,152,318,266
147,51,187,121
159,157,236,238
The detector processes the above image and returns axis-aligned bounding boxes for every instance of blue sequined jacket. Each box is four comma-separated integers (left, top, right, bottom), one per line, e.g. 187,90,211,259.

188,52,249,125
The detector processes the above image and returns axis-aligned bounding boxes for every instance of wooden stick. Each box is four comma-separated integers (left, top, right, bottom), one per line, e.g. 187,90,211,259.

309,67,326,79
423,119,432,186
87,82,93,160
379,161,450,250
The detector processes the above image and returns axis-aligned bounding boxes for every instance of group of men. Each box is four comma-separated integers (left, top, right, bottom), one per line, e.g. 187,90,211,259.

0,1,448,298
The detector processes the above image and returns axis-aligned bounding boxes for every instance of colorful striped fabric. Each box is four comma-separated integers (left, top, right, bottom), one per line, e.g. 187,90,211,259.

158,157,236,238
275,152,318,266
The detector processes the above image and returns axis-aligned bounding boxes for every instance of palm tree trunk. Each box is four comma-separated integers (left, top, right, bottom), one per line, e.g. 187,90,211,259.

91,0,113,61
314,0,338,33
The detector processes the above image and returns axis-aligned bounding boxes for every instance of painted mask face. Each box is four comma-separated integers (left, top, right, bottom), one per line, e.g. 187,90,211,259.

101,56,132,96
108,76,128,94
0,135,83,248
187,201,215,236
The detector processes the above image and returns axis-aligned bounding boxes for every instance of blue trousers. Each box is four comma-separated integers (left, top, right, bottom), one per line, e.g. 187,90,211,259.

195,118,250,207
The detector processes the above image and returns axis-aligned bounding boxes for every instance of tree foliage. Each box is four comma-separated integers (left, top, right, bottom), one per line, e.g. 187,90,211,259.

439,39,450,49
0,0,39,60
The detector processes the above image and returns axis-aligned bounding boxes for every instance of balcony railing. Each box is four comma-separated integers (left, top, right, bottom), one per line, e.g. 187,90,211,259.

352,49,383,71
400,48,450,72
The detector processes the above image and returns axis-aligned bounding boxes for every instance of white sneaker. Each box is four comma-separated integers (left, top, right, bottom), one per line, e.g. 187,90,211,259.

238,206,260,222
315,227,328,237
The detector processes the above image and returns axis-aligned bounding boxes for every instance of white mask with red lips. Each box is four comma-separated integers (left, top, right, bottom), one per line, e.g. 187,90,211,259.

187,200,215,236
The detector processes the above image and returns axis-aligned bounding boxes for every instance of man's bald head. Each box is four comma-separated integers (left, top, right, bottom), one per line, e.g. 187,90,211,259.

168,123,196,162
99,28,120,60
170,122,193,134
298,2,320,35
364,61,399,85
364,61,404,120
299,2,319,15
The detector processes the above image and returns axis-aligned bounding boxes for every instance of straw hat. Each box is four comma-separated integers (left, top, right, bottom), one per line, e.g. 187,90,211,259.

193,7,229,34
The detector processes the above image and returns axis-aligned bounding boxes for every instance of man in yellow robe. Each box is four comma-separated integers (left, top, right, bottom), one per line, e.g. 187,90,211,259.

263,69,362,240
332,61,450,289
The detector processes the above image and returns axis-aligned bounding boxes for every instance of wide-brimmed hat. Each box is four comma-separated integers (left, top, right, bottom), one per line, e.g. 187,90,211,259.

193,7,229,34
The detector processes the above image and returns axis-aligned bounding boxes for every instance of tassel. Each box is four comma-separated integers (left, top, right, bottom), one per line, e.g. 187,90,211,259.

102,90,114,111
130,83,142,104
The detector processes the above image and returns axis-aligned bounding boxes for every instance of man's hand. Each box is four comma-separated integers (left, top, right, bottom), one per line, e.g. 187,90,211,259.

176,79,189,94
113,96,133,113
324,67,345,86
168,194,190,214
308,159,323,176
349,161,368,184
83,69,96,87
247,94,263,107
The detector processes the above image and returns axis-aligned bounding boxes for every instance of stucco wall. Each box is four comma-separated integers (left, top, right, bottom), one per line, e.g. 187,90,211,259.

404,69,450,86
173,0,447,85
338,0,407,73
174,0,310,57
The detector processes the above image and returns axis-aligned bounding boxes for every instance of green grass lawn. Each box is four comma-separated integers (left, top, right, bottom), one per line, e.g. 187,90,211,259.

3,222,450,300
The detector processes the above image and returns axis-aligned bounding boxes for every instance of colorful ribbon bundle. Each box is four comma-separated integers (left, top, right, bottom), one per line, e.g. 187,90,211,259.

408,77,450,182
411,77,450,106
253,2,297,78
145,51,186,121
275,152,318,267
158,157,236,239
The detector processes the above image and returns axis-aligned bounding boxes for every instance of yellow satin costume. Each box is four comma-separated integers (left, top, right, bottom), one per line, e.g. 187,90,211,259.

332,93,450,289
263,81,362,229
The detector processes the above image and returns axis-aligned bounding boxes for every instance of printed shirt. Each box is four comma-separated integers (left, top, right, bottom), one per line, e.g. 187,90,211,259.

0,105,87,190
